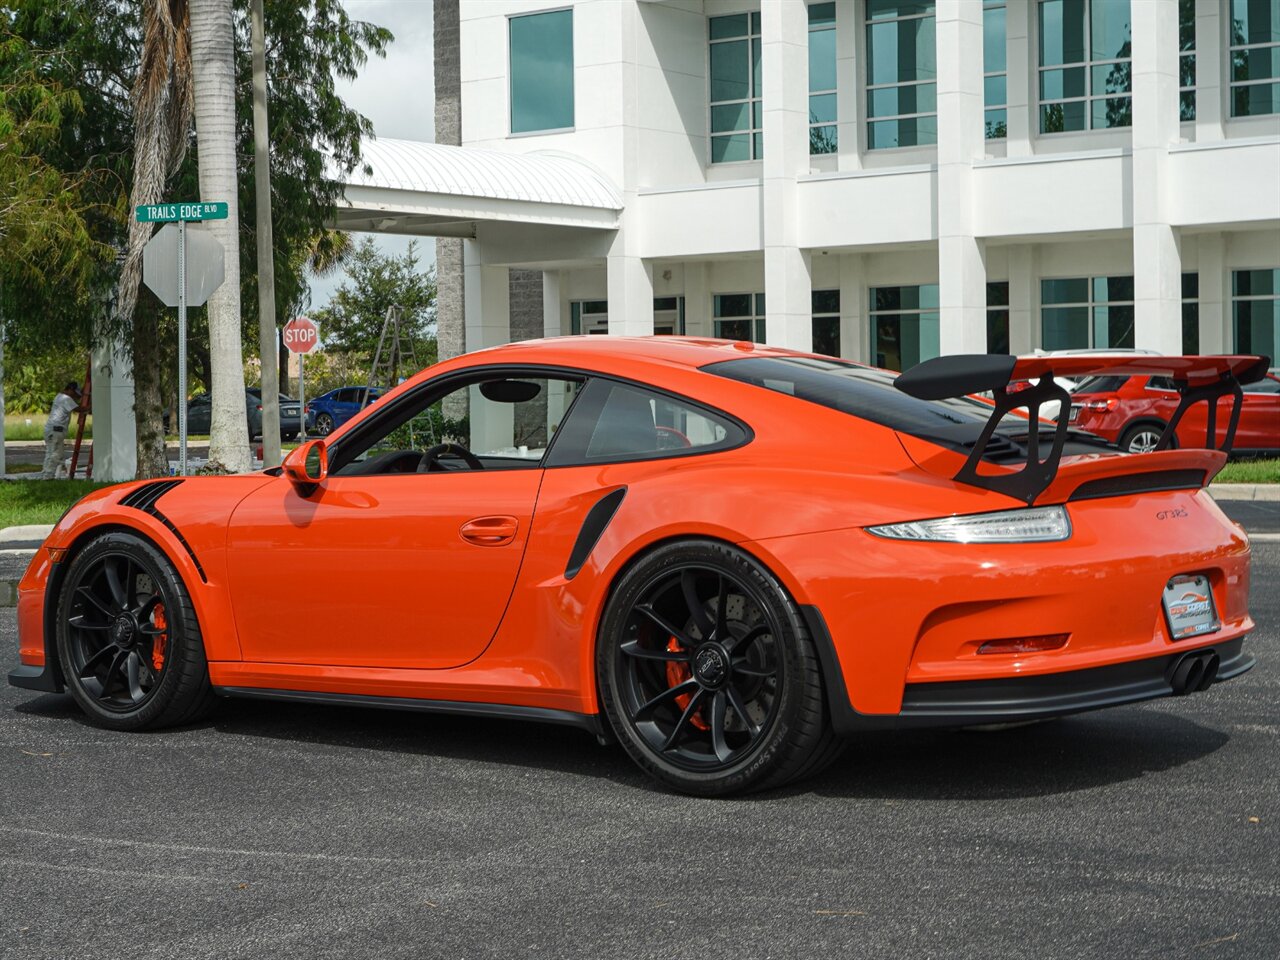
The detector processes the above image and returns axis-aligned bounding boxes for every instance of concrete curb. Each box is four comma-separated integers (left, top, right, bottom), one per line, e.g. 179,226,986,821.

0,525,54,542
1208,484,1280,502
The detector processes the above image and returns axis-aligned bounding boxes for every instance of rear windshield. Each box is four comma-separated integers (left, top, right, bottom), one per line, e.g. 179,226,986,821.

703,356,1023,449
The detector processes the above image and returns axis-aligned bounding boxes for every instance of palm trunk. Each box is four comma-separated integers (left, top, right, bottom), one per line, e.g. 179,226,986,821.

190,0,249,473
133,301,169,476
120,0,193,478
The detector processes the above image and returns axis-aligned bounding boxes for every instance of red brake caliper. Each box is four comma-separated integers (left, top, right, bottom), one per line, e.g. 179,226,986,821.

151,604,168,671
664,637,709,730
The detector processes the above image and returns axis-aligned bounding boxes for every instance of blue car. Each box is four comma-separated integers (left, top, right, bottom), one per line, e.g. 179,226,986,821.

305,385,382,436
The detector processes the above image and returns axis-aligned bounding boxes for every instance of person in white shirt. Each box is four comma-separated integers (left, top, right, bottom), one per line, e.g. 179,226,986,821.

41,382,84,480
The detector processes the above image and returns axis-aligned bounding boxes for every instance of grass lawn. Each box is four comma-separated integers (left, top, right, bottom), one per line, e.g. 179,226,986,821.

4,413,93,441
0,480,113,528
1217,458,1280,484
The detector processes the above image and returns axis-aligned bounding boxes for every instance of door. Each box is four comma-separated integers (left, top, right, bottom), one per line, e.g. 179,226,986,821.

1239,374,1280,450
224,369,583,670
186,395,211,433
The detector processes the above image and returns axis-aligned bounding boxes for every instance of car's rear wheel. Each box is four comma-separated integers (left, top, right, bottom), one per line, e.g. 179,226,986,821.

56,532,216,731
597,540,840,796
1121,423,1167,454
315,412,334,436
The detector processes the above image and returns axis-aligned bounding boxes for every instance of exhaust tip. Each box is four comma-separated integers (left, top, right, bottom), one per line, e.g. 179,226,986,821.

1197,653,1220,692
1169,650,1220,695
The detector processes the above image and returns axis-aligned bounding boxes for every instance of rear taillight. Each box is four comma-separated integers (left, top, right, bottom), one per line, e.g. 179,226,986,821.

256,404,263,411
1085,399,1117,412
977,634,1069,655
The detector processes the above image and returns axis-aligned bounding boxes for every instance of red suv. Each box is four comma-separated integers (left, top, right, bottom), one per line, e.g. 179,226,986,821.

1068,370,1280,454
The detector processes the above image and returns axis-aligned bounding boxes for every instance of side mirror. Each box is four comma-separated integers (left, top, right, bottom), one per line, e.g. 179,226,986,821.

284,439,328,491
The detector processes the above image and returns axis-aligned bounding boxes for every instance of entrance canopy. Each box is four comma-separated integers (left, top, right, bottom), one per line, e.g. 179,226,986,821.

333,139,622,237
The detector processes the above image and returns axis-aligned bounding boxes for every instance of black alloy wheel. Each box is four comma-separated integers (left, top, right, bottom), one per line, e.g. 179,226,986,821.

598,540,841,796
57,532,216,730
315,412,335,436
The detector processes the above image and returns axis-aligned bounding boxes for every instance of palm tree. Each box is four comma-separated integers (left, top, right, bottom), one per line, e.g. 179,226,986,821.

118,0,194,478
190,0,249,473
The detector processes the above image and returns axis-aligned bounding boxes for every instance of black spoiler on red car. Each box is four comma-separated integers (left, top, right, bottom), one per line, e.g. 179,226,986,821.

894,353,1272,505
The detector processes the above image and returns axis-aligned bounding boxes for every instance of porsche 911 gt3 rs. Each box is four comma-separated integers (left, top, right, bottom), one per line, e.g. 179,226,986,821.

8,337,1265,795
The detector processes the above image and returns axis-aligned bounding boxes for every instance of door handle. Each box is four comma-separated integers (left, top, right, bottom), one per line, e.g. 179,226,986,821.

460,516,519,546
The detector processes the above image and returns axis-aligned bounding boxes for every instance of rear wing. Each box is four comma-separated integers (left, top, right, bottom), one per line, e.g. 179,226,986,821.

894,353,1271,505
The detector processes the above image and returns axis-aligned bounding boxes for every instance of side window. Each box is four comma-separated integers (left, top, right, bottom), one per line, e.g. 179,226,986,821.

336,388,359,404
1147,377,1178,392
547,379,746,465
331,374,583,476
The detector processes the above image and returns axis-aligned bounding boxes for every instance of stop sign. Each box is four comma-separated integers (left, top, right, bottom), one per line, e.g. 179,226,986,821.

283,316,319,354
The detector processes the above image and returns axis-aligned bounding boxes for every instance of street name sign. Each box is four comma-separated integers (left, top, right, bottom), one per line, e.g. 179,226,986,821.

283,316,320,354
135,201,229,223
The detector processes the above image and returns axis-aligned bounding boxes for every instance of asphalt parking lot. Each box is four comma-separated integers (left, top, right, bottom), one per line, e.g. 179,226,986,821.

1,503,1276,959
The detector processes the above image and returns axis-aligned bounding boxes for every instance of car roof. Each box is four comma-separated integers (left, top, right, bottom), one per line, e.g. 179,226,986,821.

459,335,813,372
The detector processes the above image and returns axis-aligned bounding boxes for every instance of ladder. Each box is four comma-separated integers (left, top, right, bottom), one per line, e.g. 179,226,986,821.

363,305,419,407
68,356,93,479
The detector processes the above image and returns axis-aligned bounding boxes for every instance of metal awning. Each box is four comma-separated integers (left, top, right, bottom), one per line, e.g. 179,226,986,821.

332,139,622,237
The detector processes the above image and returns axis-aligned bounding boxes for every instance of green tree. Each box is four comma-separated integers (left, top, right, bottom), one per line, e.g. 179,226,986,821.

312,238,438,374
4,0,390,476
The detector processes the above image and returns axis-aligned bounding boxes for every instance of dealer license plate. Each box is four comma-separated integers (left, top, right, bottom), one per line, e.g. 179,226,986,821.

1162,574,1219,641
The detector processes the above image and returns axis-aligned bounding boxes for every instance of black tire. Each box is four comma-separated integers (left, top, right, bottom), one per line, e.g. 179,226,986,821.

315,412,334,436
1120,422,1169,454
597,539,840,796
283,432,299,442
55,531,216,731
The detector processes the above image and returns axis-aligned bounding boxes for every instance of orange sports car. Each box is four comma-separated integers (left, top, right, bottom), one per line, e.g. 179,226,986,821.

8,338,1266,795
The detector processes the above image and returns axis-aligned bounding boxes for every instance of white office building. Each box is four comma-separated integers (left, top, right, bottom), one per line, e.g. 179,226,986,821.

336,0,1280,371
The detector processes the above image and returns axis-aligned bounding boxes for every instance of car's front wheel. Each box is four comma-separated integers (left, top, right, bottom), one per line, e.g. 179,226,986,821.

56,532,216,731
597,540,841,796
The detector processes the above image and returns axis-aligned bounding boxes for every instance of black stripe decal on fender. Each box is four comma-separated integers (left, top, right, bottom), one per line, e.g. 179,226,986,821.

565,487,627,580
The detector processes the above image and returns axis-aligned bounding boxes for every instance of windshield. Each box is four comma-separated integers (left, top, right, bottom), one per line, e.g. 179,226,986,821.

703,356,1028,450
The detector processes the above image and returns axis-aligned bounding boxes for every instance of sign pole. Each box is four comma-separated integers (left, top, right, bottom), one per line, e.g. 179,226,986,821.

298,352,305,441
177,217,188,475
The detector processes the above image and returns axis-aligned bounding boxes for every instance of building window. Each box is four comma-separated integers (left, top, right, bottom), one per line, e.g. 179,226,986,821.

653,297,686,336
1230,0,1280,117
1233,268,1279,357
710,12,762,162
1038,0,1132,133
1182,272,1199,354
866,0,937,149
1180,0,1196,121
813,289,841,356
1041,276,1134,350
809,3,838,154
871,284,939,371
714,293,766,342
985,1,1008,139
509,10,574,135
987,281,1010,354
570,300,608,335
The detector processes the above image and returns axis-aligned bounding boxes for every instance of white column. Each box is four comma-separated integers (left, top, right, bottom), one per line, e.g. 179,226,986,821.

1004,0,1033,156
1132,0,1184,354
684,262,711,337
1198,233,1229,354
1009,244,1037,354
606,246,654,336
92,332,137,482
835,0,862,170
462,240,510,351
936,0,988,355
761,0,812,350
1194,0,1224,143
542,270,563,338
839,254,867,362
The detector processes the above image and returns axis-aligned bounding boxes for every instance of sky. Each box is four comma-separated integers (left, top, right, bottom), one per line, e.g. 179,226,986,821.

305,0,437,313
